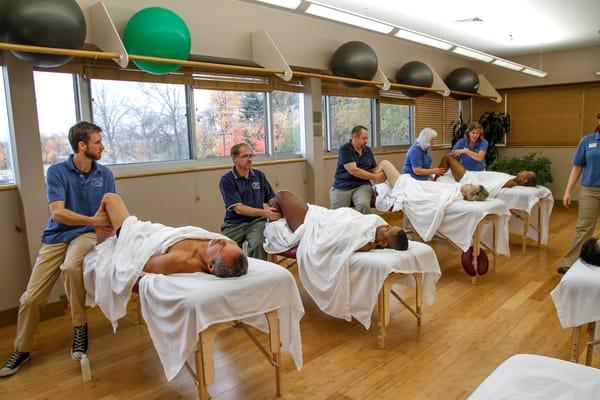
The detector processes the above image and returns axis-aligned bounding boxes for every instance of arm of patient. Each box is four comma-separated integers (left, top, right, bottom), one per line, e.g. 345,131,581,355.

356,242,376,252
144,252,199,275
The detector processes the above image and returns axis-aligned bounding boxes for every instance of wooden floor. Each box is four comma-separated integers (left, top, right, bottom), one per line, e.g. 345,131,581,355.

0,206,597,399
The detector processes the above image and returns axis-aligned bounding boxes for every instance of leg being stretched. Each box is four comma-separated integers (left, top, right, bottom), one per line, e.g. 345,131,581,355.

94,193,131,243
272,191,308,232
377,160,401,187
439,155,466,181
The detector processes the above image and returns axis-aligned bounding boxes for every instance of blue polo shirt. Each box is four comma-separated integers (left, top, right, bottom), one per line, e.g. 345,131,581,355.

42,155,116,244
333,141,377,190
403,144,432,181
219,167,275,224
453,137,488,171
573,131,600,187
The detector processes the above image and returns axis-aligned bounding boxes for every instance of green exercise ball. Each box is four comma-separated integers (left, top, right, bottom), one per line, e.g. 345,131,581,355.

123,7,191,75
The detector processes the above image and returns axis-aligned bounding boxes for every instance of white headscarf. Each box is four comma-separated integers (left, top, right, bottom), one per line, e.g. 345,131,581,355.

414,128,438,151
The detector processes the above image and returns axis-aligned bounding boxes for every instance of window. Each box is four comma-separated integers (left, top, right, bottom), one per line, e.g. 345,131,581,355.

91,79,190,164
0,68,15,184
194,89,266,158
325,96,372,150
379,102,412,146
415,94,459,146
271,90,303,153
34,71,77,172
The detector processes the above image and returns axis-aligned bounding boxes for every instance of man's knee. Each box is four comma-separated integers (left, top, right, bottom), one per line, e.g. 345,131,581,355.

19,290,46,309
379,159,392,169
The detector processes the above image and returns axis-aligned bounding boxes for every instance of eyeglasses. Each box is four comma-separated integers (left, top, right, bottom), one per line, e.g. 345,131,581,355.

238,154,255,159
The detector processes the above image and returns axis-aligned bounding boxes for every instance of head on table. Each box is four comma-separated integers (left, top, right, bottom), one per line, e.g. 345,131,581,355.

514,170,537,187
460,184,489,201
580,237,600,267
374,224,409,250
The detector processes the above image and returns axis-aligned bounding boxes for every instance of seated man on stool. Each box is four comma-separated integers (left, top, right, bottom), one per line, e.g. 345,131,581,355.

219,143,281,260
330,125,386,214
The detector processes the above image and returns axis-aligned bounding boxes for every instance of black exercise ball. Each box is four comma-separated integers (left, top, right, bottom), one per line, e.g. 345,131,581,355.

445,67,480,100
330,41,378,88
4,0,86,68
395,61,433,98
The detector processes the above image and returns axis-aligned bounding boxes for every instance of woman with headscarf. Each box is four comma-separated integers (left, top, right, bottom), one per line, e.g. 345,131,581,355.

402,128,446,180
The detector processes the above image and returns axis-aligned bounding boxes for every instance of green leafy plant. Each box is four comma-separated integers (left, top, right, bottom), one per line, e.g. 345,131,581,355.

451,112,468,147
488,152,553,186
479,111,510,165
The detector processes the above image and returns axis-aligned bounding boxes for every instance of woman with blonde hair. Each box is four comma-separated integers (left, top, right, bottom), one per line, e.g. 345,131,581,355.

451,121,488,171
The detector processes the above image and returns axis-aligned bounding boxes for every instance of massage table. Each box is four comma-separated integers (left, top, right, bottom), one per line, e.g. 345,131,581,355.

84,252,304,400
267,240,441,349
496,185,554,252
468,354,600,399
551,259,600,366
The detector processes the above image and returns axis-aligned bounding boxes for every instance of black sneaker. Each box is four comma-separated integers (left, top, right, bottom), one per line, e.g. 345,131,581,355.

557,266,570,275
71,323,88,360
0,351,30,377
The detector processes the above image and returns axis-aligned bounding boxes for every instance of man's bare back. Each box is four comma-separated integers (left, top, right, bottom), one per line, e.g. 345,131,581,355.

144,239,211,275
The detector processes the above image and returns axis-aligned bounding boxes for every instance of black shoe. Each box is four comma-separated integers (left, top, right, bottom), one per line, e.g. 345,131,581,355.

71,323,88,360
557,266,570,275
0,351,30,377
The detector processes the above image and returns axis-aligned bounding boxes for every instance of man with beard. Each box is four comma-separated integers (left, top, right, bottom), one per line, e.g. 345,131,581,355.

1,122,116,377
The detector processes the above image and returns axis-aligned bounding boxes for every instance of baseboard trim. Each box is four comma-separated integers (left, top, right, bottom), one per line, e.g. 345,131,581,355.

0,298,67,328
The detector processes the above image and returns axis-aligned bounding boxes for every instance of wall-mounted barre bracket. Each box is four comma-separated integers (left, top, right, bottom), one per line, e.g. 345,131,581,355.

374,67,391,91
477,74,502,103
251,31,292,81
426,62,450,97
89,1,128,68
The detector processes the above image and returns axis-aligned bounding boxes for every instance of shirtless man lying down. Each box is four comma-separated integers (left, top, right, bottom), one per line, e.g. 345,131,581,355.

94,193,247,277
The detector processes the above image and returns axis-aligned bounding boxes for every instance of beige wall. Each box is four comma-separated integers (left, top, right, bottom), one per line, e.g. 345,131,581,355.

0,0,596,316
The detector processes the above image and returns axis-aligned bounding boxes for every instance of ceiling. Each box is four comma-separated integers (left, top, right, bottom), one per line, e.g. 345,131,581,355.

280,0,600,57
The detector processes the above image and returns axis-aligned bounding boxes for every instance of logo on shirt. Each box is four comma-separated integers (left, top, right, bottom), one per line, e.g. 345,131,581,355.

91,178,103,187
252,182,261,190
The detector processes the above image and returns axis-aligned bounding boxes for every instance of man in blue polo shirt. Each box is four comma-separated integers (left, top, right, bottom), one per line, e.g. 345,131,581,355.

219,143,280,260
331,125,385,214
1,122,116,377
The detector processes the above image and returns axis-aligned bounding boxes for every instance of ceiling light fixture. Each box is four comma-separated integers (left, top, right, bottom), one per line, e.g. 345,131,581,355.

452,46,494,62
305,3,394,34
492,59,524,71
395,30,453,50
255,0,302,9
522,68,548,78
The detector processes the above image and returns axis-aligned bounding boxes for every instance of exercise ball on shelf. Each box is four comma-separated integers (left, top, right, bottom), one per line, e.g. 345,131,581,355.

123,7,191,75
395,61,433,97
445,67,480,100
330,41,378,88
4,0,86,68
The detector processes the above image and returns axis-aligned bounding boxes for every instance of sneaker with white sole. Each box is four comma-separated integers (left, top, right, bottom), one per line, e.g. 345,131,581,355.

71,323,88,360
0,351,30,377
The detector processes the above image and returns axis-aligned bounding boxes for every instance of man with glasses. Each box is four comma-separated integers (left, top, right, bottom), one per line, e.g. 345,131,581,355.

219,143,280,260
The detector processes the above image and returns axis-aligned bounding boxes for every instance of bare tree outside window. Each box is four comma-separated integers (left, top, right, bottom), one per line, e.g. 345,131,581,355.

380,103,411,146
194,89,266,157
327,96,372,150
34,71,77,172
0,68,14,184
91,79,190,164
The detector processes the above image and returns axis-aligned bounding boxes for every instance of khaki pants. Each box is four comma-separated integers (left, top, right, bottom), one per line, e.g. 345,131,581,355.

14,232,96,352
563,186,600,268
330,185,373,214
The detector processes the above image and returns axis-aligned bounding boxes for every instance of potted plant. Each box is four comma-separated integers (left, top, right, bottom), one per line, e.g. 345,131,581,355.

488,152,553,186
479,111,510,166
451,112,468,147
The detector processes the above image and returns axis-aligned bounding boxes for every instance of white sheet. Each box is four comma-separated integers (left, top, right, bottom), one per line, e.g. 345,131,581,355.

83,216,226,330
375,178,511,255
551,259,600,329
264,216,442,328
497,186,554,245
439,170,554,245
468,354,600,400
138,259,304,381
